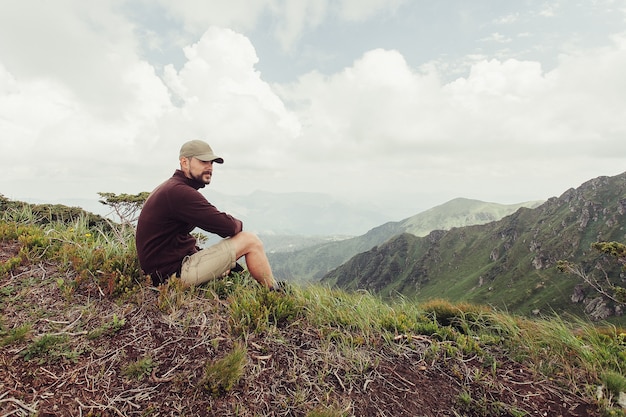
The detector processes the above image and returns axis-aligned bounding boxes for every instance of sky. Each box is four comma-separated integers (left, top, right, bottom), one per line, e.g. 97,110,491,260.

1,0,625,221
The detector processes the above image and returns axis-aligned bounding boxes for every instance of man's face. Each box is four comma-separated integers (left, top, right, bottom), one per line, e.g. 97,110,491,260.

181,157,214,184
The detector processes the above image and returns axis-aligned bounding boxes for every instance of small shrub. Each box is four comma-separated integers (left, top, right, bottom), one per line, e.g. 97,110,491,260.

21,334,73,363
0,221,53,275
457,390,472,407
0,255,22,276
421,298,491,331
379,310,417,334
156,277,189,313
123,356,156,381
455,390,513,417
87,314,126,339
602,371,626,398
202,343,247,396
0,323,31,346
230,287,302,334
56,277,79,300
413,319,441,336
205,272,250,300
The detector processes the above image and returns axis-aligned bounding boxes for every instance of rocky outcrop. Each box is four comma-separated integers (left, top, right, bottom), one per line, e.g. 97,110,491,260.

571,284,586,303
572,284,625,321
583,297,613,321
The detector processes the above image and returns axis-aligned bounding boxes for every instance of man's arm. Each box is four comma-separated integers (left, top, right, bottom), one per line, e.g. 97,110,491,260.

172,186,243,237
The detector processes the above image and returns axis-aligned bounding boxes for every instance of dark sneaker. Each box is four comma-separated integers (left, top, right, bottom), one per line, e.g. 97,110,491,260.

269,281,290,293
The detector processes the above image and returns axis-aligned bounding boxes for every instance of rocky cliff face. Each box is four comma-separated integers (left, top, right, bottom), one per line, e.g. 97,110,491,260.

323,172,626,320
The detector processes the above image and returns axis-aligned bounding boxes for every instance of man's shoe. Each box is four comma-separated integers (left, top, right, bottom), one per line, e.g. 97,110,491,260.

226,262,245,276
269,281,290,293
231,262,245,273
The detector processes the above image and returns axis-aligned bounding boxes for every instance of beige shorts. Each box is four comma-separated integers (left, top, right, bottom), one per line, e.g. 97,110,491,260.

180,239,237,287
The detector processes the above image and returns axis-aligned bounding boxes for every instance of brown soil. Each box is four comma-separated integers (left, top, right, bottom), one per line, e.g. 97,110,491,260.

0,240,600,417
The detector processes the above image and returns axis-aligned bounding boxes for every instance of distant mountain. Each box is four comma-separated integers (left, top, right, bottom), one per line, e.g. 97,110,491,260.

269,198,542,282
400,198,543,236
21,191,392,240
322,172,626,321
202,190,391,237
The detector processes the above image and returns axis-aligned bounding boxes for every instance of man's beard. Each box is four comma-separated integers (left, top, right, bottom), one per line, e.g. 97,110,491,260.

192,171,212,184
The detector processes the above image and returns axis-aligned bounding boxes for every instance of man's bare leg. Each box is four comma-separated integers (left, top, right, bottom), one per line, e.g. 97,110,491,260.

229,231,276,288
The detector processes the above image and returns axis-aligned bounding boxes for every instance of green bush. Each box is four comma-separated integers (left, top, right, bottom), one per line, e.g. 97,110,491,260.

21,334,76,363
123,356,156,381
229,286,303,334
602,371,626,398
0,323,31,346
1,202,143,297
202,344,247,396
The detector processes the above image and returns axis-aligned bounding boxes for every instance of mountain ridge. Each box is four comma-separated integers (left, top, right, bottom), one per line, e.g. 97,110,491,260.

269,197,543,282
322,172,626,321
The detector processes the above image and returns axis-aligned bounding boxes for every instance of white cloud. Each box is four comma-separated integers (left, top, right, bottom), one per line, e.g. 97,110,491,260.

538,3,559,18
154,0,270,33
272,1,328,51
481,33,513,44
0,1,145,117
274,32,626,205
493,13,519,25
161,27,300,160
335,0,407,21
153,0,409,53
279,49,444,159
0,59,172,191
0,1,172,197
1,1,625,219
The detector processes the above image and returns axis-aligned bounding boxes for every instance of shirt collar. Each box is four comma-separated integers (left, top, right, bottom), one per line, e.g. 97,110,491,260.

173,169,205,189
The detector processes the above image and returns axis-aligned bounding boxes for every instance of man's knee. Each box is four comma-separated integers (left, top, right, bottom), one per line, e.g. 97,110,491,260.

231,231,264,256
237,231,263,246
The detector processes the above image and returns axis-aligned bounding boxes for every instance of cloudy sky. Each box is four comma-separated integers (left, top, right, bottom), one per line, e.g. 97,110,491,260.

1,0,625,220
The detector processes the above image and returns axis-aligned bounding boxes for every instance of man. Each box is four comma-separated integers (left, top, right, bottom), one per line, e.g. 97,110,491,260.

136,139,277,289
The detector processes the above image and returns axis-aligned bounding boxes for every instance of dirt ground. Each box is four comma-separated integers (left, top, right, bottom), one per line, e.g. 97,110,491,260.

0,239,601,416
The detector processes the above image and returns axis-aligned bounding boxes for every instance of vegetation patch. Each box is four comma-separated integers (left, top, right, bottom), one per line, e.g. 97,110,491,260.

201,343,247,396
123,356,157,381
0,196,623,416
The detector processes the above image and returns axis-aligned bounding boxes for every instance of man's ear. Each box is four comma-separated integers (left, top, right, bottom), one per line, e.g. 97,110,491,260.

180,157,189,170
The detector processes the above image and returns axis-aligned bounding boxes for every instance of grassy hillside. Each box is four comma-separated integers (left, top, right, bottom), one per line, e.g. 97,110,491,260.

1,198,625,416
323,172,626,322
269,198,541,283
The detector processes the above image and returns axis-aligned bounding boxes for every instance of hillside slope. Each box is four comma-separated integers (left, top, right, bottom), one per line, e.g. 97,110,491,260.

1,196,622,416
269,198,541,282
323,172,626,321
0,238,605,416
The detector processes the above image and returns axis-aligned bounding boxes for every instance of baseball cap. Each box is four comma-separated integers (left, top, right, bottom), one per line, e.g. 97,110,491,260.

179,140,224,163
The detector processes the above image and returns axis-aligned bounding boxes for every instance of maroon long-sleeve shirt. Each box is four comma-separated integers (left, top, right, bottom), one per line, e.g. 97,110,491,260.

135,170,242,283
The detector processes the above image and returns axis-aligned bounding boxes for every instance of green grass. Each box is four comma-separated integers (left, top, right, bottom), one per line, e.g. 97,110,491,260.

87,314,126,339
0,323,31,346
123,356,157,381
20,334,79,363
3,198,626,414
202,343,247,396
1,200,143,296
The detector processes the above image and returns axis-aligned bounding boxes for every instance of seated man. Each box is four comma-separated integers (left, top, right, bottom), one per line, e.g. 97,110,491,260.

136,139,277,289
